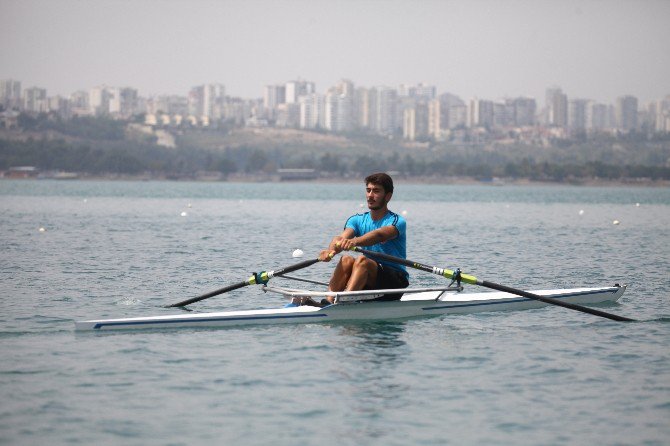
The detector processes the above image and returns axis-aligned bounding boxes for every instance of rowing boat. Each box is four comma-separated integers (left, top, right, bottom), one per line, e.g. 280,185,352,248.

74,284,626,331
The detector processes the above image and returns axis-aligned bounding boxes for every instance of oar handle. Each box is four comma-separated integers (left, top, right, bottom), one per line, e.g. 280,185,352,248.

166,257,321,308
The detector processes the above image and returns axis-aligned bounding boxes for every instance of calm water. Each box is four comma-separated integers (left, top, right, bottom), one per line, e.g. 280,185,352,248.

1,180,669,445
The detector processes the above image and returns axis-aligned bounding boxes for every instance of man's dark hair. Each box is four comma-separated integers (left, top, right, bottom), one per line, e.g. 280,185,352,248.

365,172,394,194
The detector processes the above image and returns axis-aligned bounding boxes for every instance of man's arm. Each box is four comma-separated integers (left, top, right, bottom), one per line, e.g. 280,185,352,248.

338,225,398,251
319,228,355,261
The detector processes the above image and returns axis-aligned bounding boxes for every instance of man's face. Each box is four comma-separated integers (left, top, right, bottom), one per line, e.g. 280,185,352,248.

366,182,391,210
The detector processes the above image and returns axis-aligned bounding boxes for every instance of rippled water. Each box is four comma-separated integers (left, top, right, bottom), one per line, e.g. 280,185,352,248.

1,180,669,445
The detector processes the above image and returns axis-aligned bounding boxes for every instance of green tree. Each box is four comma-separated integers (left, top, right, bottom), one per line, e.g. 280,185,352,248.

246,149,269,172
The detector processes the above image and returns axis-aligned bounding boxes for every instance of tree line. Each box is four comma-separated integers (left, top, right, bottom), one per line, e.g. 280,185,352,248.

2,136,669,181
2,113,669,181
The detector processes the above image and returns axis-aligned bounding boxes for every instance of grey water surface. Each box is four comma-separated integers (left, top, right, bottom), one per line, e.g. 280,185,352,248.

1,180,668,445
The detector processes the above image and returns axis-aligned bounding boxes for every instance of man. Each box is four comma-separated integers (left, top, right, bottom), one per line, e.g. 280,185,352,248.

303,172,408,307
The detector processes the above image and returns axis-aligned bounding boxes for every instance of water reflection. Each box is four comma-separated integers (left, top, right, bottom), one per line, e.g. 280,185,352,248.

337,321,407,365
331,321,411,440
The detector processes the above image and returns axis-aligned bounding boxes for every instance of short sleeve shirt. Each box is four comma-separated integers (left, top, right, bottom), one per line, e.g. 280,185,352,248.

344,210,408,277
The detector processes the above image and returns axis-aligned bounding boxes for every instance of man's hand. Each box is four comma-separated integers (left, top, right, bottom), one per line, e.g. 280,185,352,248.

337,237,357,251
318,250,336,262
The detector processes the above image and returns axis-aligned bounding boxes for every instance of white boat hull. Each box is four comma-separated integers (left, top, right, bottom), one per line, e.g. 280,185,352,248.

75,285,626,331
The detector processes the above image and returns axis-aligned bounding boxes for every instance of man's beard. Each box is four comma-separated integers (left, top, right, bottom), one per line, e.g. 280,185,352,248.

368,199,386,210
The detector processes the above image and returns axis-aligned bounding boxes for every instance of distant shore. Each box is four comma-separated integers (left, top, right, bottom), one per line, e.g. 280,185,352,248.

2,172,668,187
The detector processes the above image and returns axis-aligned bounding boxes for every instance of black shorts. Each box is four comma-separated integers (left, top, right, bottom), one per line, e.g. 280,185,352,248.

372,263,409,301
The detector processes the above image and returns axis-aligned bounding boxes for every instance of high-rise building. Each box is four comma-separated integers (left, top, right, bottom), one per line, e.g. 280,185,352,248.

90,86,111,115
469,98,494,128
354,87,372,129
396,96,415,132
403,101,429,140
189,84,225,118
438,93,465,130
23,87,48,113
48,96,70,116
335,79,355,97
449,104,467,129
89,86,139,117
507,97,536,126
585,101,610,131
546,87,568,127
107,87,139,117
616,95,638,132
414,83,436,100
147,95,189,116
653,96,670,133
323,80,355,132
299,93,323,129
493,102,512,128
568,99,589,131
0,79,22,110
324,89,353,132
69,91,90,116
371,86,397,135
415,101,429,138
263,85,286,110
403,107,416,140
399,83,436,100
428,99,441,139
286,80,316,104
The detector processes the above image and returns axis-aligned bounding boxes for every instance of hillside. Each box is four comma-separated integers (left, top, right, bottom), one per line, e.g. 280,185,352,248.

1,115,669,183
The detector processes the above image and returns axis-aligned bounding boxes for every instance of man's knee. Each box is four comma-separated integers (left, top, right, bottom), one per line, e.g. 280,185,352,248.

353,255,376,272
338,255,355,271
353,255,368,266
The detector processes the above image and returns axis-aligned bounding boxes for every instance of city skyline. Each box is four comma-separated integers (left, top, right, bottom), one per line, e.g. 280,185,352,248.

4,74,665,108
5,76,669,139
1,0,669,104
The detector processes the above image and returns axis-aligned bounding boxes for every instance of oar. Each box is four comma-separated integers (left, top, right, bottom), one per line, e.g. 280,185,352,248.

166,257,321,308
352,247,635,322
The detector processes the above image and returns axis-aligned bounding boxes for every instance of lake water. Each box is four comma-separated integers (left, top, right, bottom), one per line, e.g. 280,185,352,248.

1,180,669,445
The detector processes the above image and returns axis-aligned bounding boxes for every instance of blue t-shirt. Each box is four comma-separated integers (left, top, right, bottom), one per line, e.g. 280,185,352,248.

344,210,408,277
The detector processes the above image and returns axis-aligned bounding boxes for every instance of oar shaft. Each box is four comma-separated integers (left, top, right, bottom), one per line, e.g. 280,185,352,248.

480,280,635,322
353,247,634,322
167,258,320,308
272,258,321,277
167,281,250,307
351,247,478,284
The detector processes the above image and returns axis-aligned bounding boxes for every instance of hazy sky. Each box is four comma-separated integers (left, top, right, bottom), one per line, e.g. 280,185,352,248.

2,0,669,105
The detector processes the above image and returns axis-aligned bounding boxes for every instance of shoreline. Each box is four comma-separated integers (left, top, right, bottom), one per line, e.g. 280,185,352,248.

1,173,668,188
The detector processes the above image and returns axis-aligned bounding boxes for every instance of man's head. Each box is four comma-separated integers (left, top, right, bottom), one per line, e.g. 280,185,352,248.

365,172,394,211
365,172,394,194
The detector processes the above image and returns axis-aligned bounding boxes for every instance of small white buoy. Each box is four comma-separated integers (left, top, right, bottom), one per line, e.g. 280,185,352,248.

635,203,640,207
401,210,408,216
180,211,188,217
613,220,620,225
83,199,88,203
39,227,46,232
292,249,304,258
579,210,584,215
187,203,192,208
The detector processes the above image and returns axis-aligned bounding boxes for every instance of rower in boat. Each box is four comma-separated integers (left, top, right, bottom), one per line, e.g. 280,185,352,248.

298,172,409,307
121,173,634,327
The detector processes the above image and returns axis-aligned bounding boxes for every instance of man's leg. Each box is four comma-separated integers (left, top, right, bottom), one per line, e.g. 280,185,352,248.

329,255,355,291
321,255,377,305
345,256,378,291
